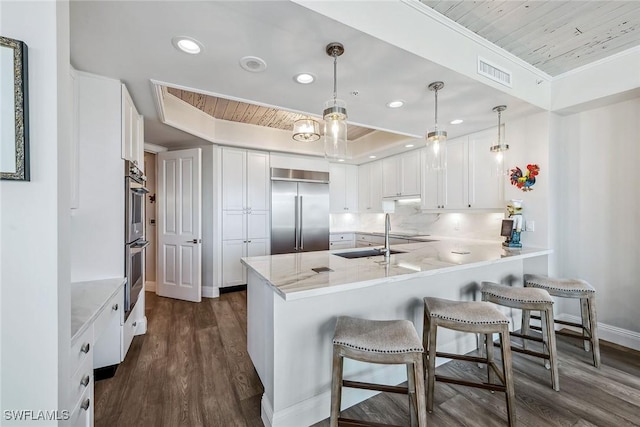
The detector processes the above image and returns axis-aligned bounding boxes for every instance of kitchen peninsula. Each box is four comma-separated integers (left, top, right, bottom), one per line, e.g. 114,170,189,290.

242,239,551,427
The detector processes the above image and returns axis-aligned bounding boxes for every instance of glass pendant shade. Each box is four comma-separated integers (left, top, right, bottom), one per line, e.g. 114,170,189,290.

323,42,348,160
490,105,509,177
425,81,447,171
292,118,320,142
324,99,348,159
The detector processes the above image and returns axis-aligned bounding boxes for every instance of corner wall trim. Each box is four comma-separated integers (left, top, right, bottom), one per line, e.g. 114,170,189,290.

145,281,156,293
203,286,220,299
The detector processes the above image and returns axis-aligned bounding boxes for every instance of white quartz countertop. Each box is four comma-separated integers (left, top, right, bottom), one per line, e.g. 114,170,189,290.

71,277,126,342
241,239,551,301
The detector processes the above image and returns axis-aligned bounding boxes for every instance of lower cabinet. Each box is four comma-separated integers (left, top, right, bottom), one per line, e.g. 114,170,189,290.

93,287,124,369
330,233,355,250
222,238,269,287
122,298,142,361
69,326,94,427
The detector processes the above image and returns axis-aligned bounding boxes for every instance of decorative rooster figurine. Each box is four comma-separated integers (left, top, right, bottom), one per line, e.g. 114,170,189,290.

510,164,540,191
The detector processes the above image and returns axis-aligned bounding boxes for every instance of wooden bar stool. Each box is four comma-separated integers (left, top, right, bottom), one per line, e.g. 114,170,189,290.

481,282,560,391
330,316,427,427
524,274,600,368
423,297,516,427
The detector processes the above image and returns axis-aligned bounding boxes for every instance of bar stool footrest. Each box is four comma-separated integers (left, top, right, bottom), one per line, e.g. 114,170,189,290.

435,351,487,364
510,331,544,343
342,380,409,395
494,341,551,360
435,374,506,392
338,417,404,427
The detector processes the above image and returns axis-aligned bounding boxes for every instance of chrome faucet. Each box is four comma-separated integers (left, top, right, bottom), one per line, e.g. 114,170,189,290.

382,212,391,260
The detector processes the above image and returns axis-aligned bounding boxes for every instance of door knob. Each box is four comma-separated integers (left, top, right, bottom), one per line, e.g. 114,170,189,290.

187,239,202,244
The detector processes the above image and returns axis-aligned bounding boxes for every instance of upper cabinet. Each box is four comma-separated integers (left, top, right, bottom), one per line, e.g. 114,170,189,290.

358,160,383,212
121,85,144,173
382,151,421,199
222,148,270,211
330,163,358,213
421,129,504,211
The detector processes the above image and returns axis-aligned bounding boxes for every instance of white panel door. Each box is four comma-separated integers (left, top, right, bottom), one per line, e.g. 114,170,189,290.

444,137,469,209
157,148,202,302
344,164,359,211
246,151,270,211
469,129,505,209
358,163,370,211
329,163,347,212
222,239,246,287
400,152,421,196
382,157,399,197
247,239,269,257
369,160,383,212
247,210,269,240
222,210,246,241
222,147,246,210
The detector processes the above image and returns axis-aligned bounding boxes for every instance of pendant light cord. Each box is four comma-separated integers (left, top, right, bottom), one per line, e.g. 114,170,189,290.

332,50,338,107
434,87,439,131
497,109,502,144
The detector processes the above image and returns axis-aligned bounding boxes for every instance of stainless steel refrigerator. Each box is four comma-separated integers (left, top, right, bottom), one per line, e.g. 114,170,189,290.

271,168,330,255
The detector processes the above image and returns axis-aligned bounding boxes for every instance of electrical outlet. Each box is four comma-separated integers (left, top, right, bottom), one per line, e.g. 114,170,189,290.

526,220,535,232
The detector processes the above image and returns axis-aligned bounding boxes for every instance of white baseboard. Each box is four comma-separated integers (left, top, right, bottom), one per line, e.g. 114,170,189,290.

203,286,219,299
145,281,156,292
558,314,640,351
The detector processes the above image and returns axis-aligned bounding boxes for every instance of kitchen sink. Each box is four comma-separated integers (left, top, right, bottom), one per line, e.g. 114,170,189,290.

334,249,406,259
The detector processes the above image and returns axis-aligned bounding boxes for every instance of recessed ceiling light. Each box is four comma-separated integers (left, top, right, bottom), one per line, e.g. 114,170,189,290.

450,119,464,125
369,155,377,159
386,100,404,109
172,36,203,55
294,73,315,84
337,159,345,162
239,56,267,73
405,144,415,148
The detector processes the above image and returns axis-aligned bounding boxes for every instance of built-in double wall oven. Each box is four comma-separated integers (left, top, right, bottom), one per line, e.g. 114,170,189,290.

125,161,149,320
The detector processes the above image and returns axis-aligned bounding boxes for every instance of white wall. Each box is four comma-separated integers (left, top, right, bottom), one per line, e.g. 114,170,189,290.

0,0,71,421
70,72,124,282
201,145,218,297
555,97,640,339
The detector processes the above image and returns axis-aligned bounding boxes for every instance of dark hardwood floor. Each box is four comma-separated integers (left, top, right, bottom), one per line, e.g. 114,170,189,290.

96,291,640,426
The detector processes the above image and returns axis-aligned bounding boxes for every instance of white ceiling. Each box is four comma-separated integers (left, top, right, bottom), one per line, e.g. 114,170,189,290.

69,1,639,159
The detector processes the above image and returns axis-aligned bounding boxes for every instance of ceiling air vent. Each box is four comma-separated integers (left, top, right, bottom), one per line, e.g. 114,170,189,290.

478,57,512,88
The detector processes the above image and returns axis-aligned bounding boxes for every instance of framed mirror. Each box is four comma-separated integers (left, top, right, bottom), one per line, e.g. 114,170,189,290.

1,36,29,181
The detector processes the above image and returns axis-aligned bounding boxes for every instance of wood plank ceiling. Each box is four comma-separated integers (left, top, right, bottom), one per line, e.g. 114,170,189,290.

166,87,376,141
421,0,640,76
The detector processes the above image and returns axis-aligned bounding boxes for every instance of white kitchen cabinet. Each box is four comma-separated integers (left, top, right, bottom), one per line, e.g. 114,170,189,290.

93,286,124,369
330,163,358,213
468,129,505,209
69,326,94,427
421,130,504,211
221,147,270,287
222,147,269,211
358,160,383,212
382,151,421,198
330,233,355,250
121,84,144,173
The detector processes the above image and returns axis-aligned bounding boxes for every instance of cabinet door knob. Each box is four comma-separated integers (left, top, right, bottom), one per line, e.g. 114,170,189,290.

81,399,90,411
112,303,118,311
80,343,90,354
132,321,137,327
468,204,471,208
80,375,90,387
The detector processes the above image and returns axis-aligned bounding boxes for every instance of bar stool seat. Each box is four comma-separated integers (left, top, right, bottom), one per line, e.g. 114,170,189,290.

330,316,427,427
524,274,600,368
423,297,516,426
481,282,560,391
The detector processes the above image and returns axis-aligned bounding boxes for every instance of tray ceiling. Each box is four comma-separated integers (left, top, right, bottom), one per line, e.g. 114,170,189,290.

165,87,377,142
421,0,640,76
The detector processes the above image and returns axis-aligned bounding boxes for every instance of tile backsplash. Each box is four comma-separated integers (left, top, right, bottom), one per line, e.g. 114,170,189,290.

331,201,504,241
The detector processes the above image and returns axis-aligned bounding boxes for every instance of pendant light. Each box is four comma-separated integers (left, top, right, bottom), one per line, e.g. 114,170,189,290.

426,81,447,170
323,42,348,160
490,105,509,177
292,118,320,142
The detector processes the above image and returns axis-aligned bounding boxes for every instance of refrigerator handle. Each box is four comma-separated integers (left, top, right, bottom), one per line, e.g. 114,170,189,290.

294,195,299,251
299,196,304,250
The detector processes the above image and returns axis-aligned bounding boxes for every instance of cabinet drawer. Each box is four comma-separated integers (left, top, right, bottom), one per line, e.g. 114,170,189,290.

356,234,384,245
70,352,93,411
70,326,93,378
94,287,124,341
69,385,92,427
330,233,354,242
330,241,354,250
